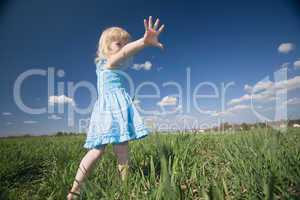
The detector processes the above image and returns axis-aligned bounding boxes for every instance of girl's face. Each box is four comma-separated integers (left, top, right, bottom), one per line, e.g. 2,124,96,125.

109,39,127,54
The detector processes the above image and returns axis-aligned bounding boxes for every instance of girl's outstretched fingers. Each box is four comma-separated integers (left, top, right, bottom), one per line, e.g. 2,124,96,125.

143,16,165,50
157,43,164,50
153,18,160,30
158,24,165,35
144,19,148,31
148,16,153,29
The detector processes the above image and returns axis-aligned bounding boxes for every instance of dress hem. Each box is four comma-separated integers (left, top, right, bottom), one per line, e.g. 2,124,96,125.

83,128,149,149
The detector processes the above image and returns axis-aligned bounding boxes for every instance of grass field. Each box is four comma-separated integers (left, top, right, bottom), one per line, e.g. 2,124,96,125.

0,128,300,200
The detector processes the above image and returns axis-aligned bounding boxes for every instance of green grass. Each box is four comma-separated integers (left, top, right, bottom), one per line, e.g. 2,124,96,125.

0,128,300,199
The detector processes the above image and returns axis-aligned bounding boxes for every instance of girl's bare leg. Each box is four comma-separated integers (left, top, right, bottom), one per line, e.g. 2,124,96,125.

67,147,106,199
113,141,129,181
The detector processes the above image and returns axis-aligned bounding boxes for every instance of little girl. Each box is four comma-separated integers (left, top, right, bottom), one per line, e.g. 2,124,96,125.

67,16,165,199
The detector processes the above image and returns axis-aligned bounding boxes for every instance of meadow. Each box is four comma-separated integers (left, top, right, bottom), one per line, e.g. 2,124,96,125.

0,128,299,200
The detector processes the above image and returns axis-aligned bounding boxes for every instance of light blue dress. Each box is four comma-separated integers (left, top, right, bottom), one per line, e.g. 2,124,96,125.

83,58,149,149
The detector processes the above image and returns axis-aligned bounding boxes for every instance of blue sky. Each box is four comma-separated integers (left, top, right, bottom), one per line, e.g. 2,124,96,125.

1,0,300,136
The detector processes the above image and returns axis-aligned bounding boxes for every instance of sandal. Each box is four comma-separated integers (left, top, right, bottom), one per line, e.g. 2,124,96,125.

67,167,86,199
67,185,82,200
67,190,81,200
69,191,80,196
118,164,129,181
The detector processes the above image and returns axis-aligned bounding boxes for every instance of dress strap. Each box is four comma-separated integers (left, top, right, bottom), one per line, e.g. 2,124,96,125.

96,58,108,72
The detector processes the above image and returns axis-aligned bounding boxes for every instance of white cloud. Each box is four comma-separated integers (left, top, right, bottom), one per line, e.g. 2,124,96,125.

213,104,250,117
48,95,75,106
294,60,300,69
157,96,177,106
228,104,251,112
2,112,12,115
150,104,182,116
172,104,183,113
280,62,289,68
274,76,300,91
278,43,295,54
200,109,217,115
24,120,37,124
229,76,300,105
283,97,300,105
244,84,253,93
48,114,62,120
132,61,152,70
228,92,275,106
253,80,274,92
211,111,226,117
243,80,273,94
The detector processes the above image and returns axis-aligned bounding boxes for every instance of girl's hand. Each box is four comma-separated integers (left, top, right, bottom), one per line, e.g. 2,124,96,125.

143,16,165,49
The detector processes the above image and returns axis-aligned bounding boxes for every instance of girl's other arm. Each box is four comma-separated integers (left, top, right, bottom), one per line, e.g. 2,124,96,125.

106,16,165,68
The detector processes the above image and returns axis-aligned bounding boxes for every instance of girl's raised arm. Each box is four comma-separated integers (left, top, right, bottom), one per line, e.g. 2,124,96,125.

106,16,165,68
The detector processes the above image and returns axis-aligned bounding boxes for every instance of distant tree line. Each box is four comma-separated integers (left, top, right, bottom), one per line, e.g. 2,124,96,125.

2,119,300,139
55,132,85,136
208,119,300,132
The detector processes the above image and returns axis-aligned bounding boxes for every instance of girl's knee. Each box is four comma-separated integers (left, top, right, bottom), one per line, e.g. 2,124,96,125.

113,141,128,153
89,146,106,159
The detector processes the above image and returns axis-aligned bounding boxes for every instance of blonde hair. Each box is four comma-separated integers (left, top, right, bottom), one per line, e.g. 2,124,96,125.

95,27,131,64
